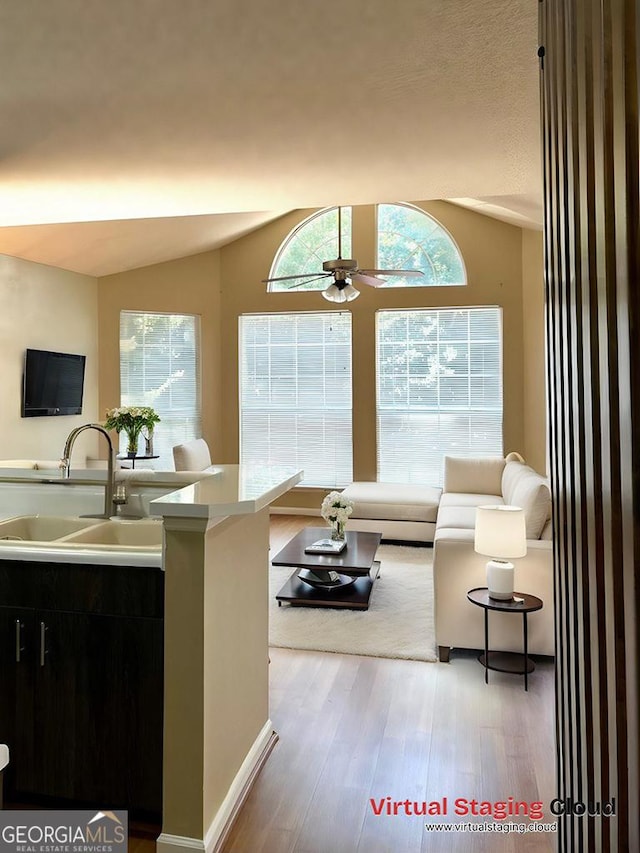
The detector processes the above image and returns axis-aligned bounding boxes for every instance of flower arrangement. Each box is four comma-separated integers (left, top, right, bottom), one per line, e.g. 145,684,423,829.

321,491,354,541
104,406,161,455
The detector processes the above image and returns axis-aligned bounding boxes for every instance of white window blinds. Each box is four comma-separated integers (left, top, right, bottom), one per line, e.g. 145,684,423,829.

239,312,353,487
119,311,201,468
376,308,503,486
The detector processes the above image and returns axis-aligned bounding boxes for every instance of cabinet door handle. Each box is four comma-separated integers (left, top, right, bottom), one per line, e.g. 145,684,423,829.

15,619,24,663
40,621,48,667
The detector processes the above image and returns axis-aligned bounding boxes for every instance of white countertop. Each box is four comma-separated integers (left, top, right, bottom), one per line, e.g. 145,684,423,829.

0,541,162,567
151,464,303,519
0,467,222,487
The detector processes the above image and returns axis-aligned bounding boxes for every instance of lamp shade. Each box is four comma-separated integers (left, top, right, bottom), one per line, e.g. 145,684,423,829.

474,505,527,558
322,284,347,303
341,283,360,301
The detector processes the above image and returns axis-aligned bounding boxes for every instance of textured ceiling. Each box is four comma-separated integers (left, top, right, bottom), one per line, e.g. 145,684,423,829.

0,0,541,275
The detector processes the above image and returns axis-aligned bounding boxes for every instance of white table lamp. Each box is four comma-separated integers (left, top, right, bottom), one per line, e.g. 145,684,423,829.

474,505,527,600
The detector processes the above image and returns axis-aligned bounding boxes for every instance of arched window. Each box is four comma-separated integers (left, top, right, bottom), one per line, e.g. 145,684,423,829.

267,207,352,291
266,202,466,292
376,203,466,287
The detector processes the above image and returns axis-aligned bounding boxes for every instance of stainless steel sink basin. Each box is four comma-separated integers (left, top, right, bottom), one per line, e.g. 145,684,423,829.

0,515,100,542
60,519,163,548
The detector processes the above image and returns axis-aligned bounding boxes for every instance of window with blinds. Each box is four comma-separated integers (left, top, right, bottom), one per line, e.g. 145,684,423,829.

239,312,352,487
376,307,503,486
119,311,201,468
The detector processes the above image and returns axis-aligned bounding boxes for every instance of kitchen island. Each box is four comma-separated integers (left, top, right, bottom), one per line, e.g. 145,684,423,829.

0,464,301,851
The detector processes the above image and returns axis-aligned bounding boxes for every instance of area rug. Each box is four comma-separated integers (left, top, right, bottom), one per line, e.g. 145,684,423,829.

269,544,437,662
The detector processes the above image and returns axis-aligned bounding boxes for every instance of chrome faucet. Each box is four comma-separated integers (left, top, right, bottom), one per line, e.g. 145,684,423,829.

61,423,115,519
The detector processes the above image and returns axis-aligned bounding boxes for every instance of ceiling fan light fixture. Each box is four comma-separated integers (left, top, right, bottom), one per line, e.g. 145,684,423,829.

342,283,360,301
322,283,347,303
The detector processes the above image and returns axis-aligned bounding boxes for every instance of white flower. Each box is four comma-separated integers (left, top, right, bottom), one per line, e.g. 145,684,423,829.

321,491,354,525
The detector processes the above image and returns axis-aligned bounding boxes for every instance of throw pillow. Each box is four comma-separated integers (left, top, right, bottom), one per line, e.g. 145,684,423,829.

443,456,505,495
507,467,552,539
502,460,525,504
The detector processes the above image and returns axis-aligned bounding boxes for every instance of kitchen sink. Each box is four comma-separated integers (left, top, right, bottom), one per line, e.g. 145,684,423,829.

60,519,163,547
0,515,100,542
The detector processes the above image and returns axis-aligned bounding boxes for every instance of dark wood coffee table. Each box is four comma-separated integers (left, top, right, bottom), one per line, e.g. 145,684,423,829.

272,527,382,610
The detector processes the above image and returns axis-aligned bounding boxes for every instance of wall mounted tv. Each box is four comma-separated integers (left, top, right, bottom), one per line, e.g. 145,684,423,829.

22,348,87,417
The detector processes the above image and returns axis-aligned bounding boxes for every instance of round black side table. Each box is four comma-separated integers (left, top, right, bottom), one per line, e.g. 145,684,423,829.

466,587,543,691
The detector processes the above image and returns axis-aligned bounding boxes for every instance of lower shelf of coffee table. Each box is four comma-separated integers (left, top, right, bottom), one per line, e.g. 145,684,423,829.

275,570,375,610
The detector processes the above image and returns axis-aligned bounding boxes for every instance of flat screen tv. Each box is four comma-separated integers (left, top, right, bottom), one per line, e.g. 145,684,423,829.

22,348,87,417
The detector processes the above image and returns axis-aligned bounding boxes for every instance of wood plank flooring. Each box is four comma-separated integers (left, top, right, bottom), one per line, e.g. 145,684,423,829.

138,515,557,853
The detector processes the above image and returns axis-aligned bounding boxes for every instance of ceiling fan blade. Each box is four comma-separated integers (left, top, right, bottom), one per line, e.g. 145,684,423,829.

351,273,387,288
261,272,325,283
358,269,424,277
287,274,333,289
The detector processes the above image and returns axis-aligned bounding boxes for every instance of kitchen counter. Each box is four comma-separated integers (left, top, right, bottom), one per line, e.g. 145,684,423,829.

0,467,221,486
0,541,162,567
0,465,301,567
150,464,302,519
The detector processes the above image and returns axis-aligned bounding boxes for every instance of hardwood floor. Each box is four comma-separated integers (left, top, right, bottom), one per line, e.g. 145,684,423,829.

219,515,557,852
134,515,557,852
221,655,555,853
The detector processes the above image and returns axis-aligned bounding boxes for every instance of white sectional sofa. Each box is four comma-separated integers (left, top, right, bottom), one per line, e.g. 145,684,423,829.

434,454,554,661
340,481,442,542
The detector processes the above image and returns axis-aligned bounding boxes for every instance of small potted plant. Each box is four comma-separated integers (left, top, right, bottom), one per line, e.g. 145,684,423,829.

104,406,161,457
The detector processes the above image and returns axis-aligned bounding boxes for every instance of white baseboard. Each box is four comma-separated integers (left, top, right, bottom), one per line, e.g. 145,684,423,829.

269,506,321,516
157,720,278,853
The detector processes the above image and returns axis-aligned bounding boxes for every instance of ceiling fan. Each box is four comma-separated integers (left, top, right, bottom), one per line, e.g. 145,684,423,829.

262,207,424,302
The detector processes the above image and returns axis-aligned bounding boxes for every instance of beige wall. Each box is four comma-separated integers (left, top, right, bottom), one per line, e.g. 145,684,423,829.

220,201,530,507
97,251,223,458
93,204,547,492
0,254,99,462
522,230,547,474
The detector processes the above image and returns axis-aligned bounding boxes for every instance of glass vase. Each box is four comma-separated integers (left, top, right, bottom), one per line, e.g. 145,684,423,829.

126,432,139,457
330,521,345,541
144,433,154,457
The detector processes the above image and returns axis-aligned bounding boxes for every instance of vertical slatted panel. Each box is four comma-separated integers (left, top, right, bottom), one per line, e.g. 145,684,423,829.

539,1,640,851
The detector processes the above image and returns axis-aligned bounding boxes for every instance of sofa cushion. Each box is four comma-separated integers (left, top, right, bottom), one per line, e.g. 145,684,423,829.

341,482,441,523
434,526,475,544
435,505,480,531
439,493,504,509
502,461,551,539
443,456,506,496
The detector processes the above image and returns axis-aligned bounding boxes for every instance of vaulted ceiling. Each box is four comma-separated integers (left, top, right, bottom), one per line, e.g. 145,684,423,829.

0,0,541,276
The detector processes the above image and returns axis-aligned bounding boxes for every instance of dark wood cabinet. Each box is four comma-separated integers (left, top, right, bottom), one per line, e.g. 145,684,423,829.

0,560,163,818
0,606,35,794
